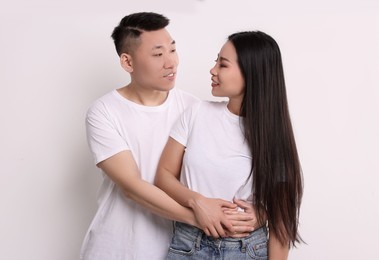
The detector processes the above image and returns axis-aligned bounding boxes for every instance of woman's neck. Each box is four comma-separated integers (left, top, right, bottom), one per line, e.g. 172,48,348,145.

227,98,242,116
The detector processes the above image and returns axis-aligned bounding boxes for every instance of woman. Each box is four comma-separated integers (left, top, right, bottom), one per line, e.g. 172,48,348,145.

155,31,303,259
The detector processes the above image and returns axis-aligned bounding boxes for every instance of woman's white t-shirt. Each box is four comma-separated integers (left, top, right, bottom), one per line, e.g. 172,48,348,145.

170,101,253,203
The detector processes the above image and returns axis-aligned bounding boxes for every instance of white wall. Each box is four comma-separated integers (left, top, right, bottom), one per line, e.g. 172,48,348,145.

1,0,378,259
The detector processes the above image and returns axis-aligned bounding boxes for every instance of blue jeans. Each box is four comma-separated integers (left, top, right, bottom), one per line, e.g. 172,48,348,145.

167,222,268,260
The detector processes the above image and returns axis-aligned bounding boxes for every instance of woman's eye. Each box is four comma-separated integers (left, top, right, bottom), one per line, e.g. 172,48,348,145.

171,49,176,53
153,53,163,57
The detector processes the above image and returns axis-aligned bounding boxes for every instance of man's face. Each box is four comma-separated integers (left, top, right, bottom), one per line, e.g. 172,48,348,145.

129,28,178,92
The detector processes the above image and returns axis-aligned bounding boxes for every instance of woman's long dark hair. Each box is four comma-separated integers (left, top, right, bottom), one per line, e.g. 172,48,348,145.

229,31,303,246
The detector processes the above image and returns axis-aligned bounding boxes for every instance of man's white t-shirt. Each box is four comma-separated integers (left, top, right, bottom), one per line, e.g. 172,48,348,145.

170,101,253,202
80,88,199,260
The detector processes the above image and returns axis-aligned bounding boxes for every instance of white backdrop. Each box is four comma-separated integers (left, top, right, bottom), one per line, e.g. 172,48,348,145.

1,0,378,259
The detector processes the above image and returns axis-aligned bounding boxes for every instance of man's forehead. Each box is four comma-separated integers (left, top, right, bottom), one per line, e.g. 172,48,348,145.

139,29,175,47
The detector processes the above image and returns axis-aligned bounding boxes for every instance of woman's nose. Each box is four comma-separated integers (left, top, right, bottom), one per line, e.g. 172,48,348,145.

210,64,217,76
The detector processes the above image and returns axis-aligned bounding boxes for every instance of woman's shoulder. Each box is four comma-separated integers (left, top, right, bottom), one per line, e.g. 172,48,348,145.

199,100,227,110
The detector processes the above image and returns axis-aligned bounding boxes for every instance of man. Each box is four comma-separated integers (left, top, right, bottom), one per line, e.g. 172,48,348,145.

80,12,255,260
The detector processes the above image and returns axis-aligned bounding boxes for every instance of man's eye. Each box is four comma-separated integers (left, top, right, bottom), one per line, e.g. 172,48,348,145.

153,53,163,57
171,49,176,53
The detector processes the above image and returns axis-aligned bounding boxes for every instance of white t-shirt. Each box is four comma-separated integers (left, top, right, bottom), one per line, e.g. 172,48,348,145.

170,101,253,203
80,88,199,260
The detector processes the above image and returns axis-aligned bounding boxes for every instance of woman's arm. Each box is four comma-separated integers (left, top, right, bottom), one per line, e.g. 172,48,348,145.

268,224,289,260
155,137,237,238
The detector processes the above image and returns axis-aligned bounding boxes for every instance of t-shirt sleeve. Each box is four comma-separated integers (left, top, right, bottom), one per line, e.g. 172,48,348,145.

169,102,201,147
85,100,129,165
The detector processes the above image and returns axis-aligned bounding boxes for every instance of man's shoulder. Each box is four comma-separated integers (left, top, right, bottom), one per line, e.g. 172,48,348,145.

92,90,117,104
86,90,119,116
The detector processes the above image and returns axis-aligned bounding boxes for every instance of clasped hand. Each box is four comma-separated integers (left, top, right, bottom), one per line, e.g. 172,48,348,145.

191,196,259,238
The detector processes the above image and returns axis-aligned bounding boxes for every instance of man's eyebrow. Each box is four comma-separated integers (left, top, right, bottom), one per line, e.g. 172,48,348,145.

152,40,176,50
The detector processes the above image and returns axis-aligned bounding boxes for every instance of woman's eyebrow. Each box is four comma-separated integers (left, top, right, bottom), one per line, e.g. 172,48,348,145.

219,56,231,63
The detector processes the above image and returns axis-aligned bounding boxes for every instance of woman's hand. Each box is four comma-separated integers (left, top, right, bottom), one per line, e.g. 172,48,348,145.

190,195,237,238
223,199,263,238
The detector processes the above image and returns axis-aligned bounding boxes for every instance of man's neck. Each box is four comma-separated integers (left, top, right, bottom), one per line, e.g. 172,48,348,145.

117,84,169,106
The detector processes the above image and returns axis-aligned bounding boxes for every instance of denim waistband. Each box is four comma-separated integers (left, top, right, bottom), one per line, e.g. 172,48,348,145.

173,222,268,251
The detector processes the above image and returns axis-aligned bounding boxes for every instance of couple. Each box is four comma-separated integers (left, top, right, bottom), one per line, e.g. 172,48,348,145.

80,12,303,260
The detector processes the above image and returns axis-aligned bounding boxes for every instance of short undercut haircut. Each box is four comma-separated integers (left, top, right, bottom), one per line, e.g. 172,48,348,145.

111,12,170,56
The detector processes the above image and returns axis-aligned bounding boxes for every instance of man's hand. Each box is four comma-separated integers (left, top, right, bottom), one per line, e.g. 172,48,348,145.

190,196,237,238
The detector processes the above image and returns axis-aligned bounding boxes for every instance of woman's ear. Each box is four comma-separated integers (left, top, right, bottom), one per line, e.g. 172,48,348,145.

120,53,133,73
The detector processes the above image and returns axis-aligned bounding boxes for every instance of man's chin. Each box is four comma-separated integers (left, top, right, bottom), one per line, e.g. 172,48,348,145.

155,84,175,92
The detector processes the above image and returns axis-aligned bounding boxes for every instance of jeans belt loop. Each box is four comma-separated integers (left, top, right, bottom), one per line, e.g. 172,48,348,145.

240,239,247,253
195,231,202,250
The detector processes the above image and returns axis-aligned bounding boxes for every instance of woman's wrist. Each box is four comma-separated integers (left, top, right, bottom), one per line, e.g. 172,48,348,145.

187,193,203,210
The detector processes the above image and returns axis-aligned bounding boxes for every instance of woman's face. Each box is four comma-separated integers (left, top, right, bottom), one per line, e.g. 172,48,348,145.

210,41,245,101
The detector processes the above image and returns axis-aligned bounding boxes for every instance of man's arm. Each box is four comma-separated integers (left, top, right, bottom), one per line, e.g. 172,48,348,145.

97,150,198,226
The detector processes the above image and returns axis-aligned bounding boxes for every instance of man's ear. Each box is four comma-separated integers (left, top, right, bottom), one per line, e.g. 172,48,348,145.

120,53,133,73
